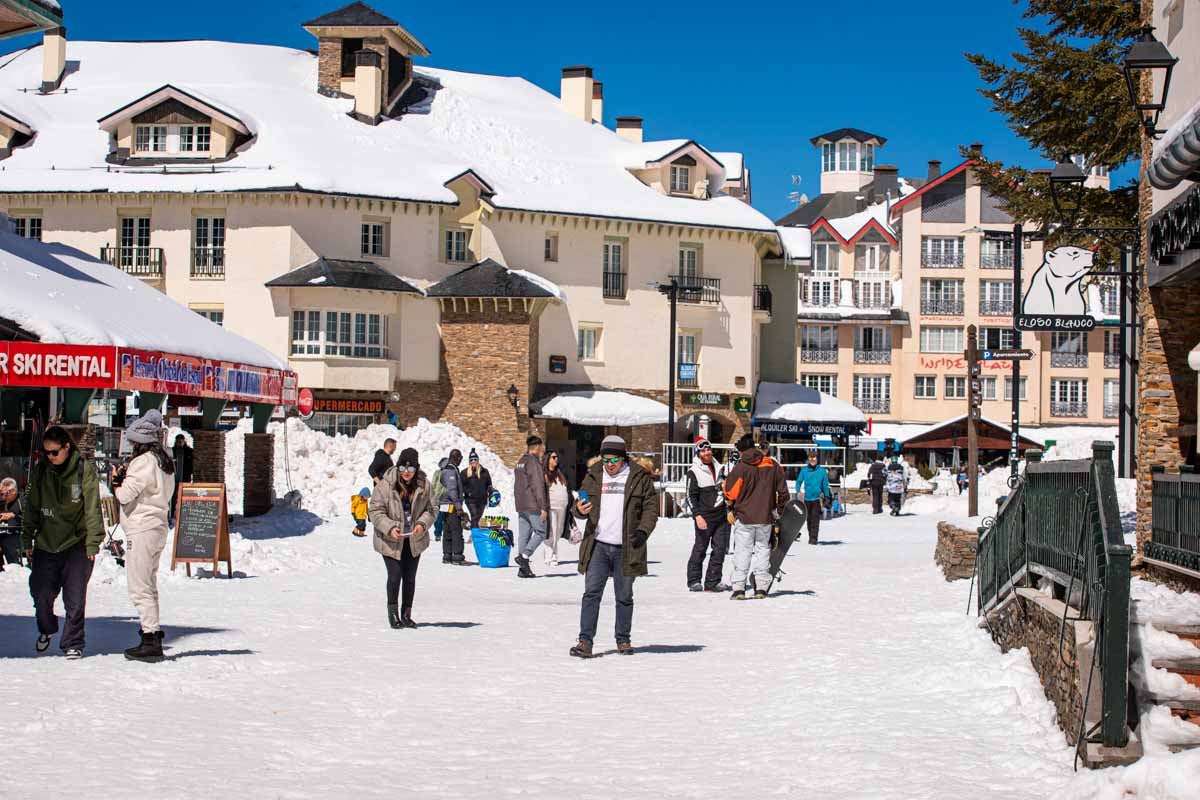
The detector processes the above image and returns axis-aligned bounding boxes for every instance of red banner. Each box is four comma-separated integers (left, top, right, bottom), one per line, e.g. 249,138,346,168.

0,342,117,389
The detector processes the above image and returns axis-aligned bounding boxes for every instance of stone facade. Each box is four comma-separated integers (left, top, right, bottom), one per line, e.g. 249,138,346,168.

934,521,978,581
191,429,226,486
316,38,348,97
242,433,275,517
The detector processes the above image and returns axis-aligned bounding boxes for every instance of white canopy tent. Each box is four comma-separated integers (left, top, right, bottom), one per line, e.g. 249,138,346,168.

530,390,669,427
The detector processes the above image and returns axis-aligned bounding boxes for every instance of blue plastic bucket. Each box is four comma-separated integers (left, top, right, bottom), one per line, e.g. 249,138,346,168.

471,527,512,568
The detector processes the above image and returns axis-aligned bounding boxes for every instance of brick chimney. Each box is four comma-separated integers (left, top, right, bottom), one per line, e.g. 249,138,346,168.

591,81,604,124
352,49,384,125
41,27,66,93
927,160,941,180
968,141,984,158
872,165,899,202
616,116,643,144
560,66,594,122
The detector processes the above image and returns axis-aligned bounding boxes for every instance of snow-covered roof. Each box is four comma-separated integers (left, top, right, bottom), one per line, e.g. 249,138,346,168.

754,382,867,425
96,84,252,135
531,390,669,427
426,259,564,299
821,199,895,244
0,40,773,232
776,226,811,260
713,151,743,181
0,223,284,369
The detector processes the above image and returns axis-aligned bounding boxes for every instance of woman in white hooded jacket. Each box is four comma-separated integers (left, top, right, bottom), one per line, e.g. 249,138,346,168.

113,410,176,662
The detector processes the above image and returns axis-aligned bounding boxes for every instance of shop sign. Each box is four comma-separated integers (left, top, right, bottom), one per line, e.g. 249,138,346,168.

313,396,384,414
548,355,567,374
115,349,292,405
1016,245,1098,332
759,420,854,436
0,342,115,389
733,395,753,415
683,392,728,408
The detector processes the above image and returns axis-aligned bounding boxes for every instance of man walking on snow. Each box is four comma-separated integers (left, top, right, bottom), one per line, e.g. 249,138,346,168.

438,449,467,564
685,438,730,593
513,435,548,578
723,434,788,600
796,451,832,545
570,435,658,657
867,457,887,515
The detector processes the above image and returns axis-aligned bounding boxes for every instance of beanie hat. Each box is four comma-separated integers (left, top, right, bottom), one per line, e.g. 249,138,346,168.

125,410,163,445
735,433,756,453
358,487,371,498
468,448,479,463
694,436,711,455
599,434,627,456
397,447,420,468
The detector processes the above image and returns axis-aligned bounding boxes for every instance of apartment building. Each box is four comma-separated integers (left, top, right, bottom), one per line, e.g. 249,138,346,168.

0,3,781,464
777,129,1120,425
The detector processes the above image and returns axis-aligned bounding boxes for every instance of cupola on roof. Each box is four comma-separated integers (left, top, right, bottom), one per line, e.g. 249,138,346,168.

302,2,429,57
809,128,887,146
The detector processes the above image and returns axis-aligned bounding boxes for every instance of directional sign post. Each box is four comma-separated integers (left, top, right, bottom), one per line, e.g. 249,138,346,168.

977,349,1034,362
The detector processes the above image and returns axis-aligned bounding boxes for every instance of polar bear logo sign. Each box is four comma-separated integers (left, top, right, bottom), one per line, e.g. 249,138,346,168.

1017,245,1097,331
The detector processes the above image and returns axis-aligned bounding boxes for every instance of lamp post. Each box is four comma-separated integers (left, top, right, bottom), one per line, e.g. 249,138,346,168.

1121,26,1178,139
653,278,682,444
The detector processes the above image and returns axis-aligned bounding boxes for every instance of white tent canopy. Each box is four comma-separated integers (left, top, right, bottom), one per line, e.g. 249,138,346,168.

754,382,867,425
531,390,669,427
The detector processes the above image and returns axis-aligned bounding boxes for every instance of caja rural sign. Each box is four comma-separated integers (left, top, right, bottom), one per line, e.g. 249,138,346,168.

1016,245,1099,332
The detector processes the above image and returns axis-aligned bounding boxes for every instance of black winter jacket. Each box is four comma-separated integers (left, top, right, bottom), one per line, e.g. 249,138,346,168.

685,457,726,522
867,461,887,488
461,465,493,503
368,449,394,481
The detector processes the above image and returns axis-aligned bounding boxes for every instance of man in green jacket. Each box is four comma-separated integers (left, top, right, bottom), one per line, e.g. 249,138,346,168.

22,426,103,659
570,435,659,658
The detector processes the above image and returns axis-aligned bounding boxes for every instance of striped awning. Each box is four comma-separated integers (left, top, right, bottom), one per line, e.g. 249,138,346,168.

1149,99,1200,190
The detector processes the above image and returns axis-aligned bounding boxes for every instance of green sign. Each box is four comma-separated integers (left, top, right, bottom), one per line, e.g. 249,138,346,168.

683,392,729,408
733,395,752,415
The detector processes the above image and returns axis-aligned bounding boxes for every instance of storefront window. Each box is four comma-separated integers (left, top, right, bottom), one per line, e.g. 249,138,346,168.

306,412,374,438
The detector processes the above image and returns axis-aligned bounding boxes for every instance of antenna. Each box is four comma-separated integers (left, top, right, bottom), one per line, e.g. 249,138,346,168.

791,175,803,186
788,191,802,206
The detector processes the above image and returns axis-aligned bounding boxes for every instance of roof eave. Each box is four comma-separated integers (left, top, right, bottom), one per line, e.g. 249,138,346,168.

96,84,251,136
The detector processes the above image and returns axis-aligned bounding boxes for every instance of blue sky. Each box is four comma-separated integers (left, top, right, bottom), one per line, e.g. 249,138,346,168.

1,0,1131,221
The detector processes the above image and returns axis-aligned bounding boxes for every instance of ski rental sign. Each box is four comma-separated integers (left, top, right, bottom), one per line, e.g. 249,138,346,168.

0,342,115,388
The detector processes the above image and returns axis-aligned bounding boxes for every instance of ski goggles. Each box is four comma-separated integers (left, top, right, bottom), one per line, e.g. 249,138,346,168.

600,455,623,464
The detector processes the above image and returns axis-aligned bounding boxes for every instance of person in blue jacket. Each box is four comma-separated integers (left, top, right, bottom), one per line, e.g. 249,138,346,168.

795,451,832,545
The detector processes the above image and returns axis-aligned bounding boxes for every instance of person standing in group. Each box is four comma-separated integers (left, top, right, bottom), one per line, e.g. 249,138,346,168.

685,438,730,593
513,435,548,579
956,467,968,495
22,426,103,659
886,456,908,516
543,450,570,568
796,451,832,545
438,450,467,565
368,438,397,486
722,434,788,600
867,457,887,515
169,434,193,526
368,447,434,629
0,477,23,570
460,449,493,530
113,411,176,663
569,435,658,657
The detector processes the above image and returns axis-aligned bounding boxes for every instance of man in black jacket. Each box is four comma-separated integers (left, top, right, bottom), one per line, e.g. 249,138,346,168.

460,449,493,529
867,457,887,515
369,439,397,485
685,438,731,592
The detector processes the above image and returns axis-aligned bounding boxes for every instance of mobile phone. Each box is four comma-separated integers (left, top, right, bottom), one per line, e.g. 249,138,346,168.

578,489,589,503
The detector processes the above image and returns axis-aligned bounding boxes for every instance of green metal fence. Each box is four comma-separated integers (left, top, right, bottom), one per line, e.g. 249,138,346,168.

975,441,1132,749
1148,468,1200,574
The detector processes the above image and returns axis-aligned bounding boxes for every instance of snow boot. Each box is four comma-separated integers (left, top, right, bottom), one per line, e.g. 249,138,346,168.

351,528,366,538
400,610,417,629
64,648,83,660
124,631,164,663
388,604,402,630
755,590,768,600
616,642,634,656
731,590,747,601
35,634,50,653
569,639,594,658
706,583,732,593
688,582,703,592
442,555,452,564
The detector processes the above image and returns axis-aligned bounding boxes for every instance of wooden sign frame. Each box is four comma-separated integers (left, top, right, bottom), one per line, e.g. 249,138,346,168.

170,483,233,578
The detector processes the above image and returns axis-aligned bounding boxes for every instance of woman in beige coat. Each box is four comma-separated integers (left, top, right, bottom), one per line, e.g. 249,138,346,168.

368,447,435,629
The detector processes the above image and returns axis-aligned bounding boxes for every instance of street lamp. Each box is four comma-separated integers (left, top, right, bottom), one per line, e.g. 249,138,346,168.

506,384,519,409
1048,156,1086,223
651,279,681,444
1122,26,1178,139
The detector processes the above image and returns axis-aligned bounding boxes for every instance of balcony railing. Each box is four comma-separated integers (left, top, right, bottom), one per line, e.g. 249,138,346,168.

1050,400,1089,417
854,282,890,309
921,252,964,268
979,299,1014,316
101,246,163,277
753,284,772,314
677,362,699,389
920,298,964,316
1104,401,1119,418
801,293,837,308
191,247,225,278
800,348,838,364
1051,352,1088,368
980,252,1014,269
673,275,720,304
854,349,891,365
603,271,627,300
855,396,891,414
1104,352,1120,369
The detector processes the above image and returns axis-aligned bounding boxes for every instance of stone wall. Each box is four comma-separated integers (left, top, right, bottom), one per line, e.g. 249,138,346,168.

242,433,274,517
316,38,347,97
191,429,226,486
934,521,977,581
59,424,96,462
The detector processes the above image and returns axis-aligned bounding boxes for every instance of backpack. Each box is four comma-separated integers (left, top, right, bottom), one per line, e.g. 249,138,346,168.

430,467,446,503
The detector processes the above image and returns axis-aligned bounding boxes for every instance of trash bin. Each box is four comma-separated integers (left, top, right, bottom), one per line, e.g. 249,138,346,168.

471,527,512,568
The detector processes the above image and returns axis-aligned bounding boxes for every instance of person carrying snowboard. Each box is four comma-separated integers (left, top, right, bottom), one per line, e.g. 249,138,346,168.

685,437,730,593
723,434,788,600
867,457,887,515
460,449,492,529
350,487,371,537
886,456,908,516
438,449,467,564
795,451,832,545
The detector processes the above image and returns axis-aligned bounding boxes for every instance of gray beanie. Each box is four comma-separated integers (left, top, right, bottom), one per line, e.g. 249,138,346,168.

599,434,627,456
126,409,163,445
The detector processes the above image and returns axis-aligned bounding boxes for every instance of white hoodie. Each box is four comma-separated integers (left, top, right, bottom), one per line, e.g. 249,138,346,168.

115,451,176,537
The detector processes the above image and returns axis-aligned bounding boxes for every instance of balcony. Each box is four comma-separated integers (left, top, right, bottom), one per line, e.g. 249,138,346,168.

979,299,1014,316
920,298,964,316
1050,352,1088,368
1051,401,1088,418
922,252,964,269
1104,401,1119,418
603,271,627,300
673,275,720,304
980,252,1014,269
854,349,891,365
100,246,163,278
753,284,772,314
1104,352,1120,369
801,293,837,308
855,397,891,414
677,362,699,389
800,348,839,364
191,247,225,279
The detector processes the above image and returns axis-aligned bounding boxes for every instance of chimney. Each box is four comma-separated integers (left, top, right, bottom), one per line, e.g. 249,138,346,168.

927,160,942,180
352,49,384,125
616,116,643,144
591,81,604,124
41,27,66,93
560,66,594,122
968,141,984,158
872,165,899,202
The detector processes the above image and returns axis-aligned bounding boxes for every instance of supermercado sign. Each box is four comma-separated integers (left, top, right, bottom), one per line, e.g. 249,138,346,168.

0,342,296,406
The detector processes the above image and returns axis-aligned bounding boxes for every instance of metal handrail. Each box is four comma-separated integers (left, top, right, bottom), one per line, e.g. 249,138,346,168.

1050,400,1089,417
979,299,1014,316
603,271,627,299
921,298,964,315
753,284,772,313
800,348,838,363
1148,470,1200,573
672,275,720,304
100,246,164,277
854,349,891,364
191,247,225,278
1051,352,1089,368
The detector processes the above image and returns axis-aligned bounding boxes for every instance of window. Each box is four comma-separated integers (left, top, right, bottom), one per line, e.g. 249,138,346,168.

853,375,891,412
1104,330,1120,367
812,242,839,273
837,141,858,171
340,37,364,77
981,327,1016,350
944,376,967,399
981,376,998,401
676,332,699,385
854,243,889,272
860,143,874,173
855,279,889,309
801,325,838,352
678,245,700,279
193,216,226,276
1050,378,1088,416
919,326,963,353
544,233,559,262
1004,376,1028,401
577,325,601,361
920,279,964,315
179,125,211,153
135,123,215,156
981,235,1014,268
855,326,889,351
801,374,838,397
1104,379,1119,418
308,412,372,438
135,125,167,153
803,276,837,307
921,236,964,268
444,229,469,263
821,142,836,172
603,240,624,274
119,216,152,268
914,376,937,399
1099,282,1119,315
1051,331,1087,367
980,280,1014,315
291,309,387,359
361,222,388,257
11,215,42,240
193,308,224,326
291,310,321,356
669,164,691,193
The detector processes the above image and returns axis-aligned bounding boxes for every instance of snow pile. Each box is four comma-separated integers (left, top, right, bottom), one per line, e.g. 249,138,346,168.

1057,750,1200,799
223,417,515,521
531,390,668,427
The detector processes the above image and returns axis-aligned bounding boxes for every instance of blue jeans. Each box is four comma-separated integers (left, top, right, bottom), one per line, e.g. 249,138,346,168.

517,511,547,558
579,541,634,644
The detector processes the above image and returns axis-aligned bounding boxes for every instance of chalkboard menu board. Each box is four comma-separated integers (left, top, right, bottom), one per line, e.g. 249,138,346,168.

171,484,232,578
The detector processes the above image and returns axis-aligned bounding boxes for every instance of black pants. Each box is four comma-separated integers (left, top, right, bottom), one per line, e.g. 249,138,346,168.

442,510,464,561
466,500,486,529
687,516,729,589
870,485,884,514
888,492,904,514
383,541,420,612
29,541,94,652
803,500,822,542
0,531,22,568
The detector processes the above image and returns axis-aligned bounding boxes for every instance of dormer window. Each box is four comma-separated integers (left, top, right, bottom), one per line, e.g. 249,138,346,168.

134,124,211,156
670,165,690,193
180,125,211,153
822,143,835,172
135,125,167,154
98,85,252,165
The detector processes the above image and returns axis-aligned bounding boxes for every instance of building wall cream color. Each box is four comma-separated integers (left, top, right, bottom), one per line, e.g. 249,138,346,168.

1151,0,1199,212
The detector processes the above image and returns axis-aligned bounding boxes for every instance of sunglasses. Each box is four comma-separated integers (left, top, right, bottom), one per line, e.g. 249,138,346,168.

399,464,417,472
601,456,622,464
44,446,65,457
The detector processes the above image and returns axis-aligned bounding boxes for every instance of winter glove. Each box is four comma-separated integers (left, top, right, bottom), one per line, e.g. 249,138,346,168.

631,530,649,548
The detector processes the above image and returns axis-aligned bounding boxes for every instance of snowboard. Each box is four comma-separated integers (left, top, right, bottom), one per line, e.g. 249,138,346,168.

765,500,806,593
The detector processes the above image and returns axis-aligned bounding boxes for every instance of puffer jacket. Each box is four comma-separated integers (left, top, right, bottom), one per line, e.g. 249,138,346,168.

514,452,548,514
114,451,176,538
723,448,788,525
368,467,436,559
885,463,908,494
438,458,464,507
685,457,726,523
